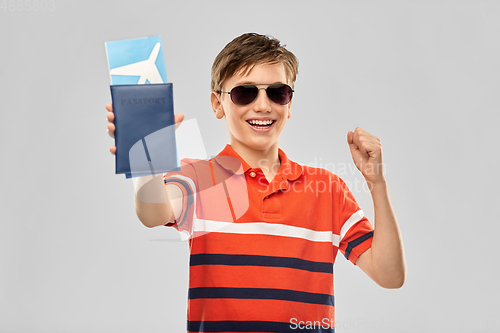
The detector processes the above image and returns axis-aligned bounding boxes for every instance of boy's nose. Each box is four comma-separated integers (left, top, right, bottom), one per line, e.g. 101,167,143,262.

253,89,272,112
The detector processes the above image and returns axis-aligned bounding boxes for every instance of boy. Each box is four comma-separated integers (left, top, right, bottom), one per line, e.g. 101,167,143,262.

106,33,406,332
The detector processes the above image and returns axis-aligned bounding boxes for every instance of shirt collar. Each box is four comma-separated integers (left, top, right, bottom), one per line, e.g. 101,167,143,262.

277,147,303,181
213,144,303,181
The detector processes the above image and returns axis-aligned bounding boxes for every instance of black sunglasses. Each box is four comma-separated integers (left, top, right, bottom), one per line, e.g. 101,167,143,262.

218,84,294,106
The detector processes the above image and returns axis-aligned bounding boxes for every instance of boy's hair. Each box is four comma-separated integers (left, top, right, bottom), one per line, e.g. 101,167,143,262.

211,33,299,92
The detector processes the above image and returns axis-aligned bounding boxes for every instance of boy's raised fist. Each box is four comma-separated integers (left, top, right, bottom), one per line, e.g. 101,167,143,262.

347,127,385,185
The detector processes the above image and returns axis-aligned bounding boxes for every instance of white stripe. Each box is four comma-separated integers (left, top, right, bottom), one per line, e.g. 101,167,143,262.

193,219,341,246
339,210,365,241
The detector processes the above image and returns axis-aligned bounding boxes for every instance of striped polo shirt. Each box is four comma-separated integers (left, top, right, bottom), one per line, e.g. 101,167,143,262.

163,144,374,333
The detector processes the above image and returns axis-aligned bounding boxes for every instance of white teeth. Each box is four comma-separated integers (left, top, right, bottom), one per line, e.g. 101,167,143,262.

248,120,274,125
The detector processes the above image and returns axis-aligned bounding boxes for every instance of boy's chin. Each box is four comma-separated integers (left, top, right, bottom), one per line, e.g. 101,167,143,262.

238,139,280,152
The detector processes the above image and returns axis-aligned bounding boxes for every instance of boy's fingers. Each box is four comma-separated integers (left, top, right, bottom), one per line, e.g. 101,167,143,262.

175,113,185,123
353,127,364,146
107,111,114,123
353,127,370,156
347,131,353,144
106,104,115,138
347,131,358,151
106,104,115,155
352,127,383,161
107,123,115,138
174,113,185,130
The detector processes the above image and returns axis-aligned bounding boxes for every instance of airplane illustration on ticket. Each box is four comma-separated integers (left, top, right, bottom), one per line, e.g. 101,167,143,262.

105,36,167,85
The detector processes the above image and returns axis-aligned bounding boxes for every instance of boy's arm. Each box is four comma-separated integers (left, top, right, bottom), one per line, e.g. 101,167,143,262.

347,128,407,289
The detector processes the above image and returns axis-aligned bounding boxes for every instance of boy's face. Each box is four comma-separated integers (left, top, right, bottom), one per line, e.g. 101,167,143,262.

211,63,292,154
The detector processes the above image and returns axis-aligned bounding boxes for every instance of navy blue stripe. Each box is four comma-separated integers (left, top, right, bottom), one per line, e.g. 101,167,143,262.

344,231,374,260
164,178,193,227
188,287,334,306
141,138,152,161
141,138,158,175
187,320,335,332
190,253,333,273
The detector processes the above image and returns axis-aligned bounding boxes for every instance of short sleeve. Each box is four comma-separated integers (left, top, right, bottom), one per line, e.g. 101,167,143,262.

334,176,374,265
162,159,198,235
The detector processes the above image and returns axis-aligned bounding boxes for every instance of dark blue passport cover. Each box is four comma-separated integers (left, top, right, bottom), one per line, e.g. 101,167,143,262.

110,83,179,177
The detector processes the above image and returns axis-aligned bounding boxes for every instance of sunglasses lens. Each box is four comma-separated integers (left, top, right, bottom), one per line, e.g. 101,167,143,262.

267,84,293,105
229,84,293,105
230,85,259,105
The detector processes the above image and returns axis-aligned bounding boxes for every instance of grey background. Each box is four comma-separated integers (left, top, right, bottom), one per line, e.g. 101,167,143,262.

1,0,499,332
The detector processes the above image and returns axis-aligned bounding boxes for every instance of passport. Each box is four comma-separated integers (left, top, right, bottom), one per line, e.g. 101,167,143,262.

110,83,180,177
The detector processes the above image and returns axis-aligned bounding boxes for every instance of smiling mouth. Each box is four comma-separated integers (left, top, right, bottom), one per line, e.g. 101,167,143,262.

246,119,275,129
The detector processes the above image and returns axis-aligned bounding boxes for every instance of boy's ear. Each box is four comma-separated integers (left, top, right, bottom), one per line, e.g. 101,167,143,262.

287,98,292,118
211,91,225,119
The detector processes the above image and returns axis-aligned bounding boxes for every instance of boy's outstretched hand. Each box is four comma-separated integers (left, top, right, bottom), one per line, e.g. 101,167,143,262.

347,127,385,186
106,103,185,155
